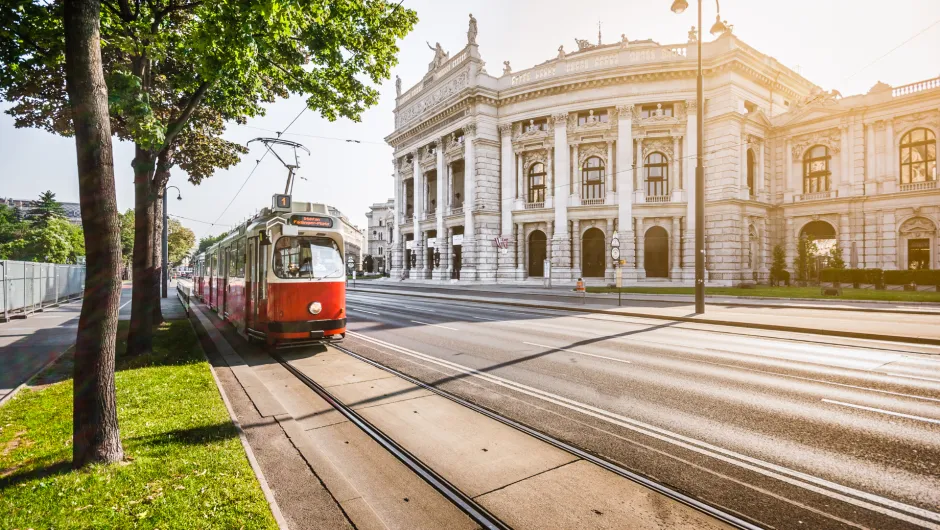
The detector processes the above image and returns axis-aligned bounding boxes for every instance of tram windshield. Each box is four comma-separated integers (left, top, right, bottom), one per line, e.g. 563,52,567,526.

273,236,344,279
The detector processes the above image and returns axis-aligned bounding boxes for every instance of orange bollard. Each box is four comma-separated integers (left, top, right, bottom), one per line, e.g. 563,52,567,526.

575,278,585,292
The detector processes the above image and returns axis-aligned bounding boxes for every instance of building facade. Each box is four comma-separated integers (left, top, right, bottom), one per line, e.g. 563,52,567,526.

328,206,365,271
2,197,83,227
365,198,395,273
386,18,940,284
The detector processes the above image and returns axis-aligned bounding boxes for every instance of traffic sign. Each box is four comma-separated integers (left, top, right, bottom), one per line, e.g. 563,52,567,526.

611,247,621,261
272,194,291,212
610,237,620,248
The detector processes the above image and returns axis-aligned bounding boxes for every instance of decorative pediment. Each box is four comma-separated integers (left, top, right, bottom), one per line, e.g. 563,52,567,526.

899,216,937,238
643,137,675,159
894,111,940,138
577,142,608,166
523,151,549,173
790,128,841,158
515,119,553,141
396,70,470,129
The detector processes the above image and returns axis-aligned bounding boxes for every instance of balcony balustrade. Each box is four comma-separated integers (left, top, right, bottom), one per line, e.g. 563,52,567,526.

581,198,605,206
900,180,937,192
525,201,545,210
644,195,671,204
795,190,837,202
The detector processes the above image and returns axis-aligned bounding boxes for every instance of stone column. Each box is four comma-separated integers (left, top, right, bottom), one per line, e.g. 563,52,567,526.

412,149,424,278
605,141,614,204
571,219,581,278
462,123,477,281
784,138,793,201
740,214,750,283
499,124,516,282
758,140,765,201
758,217,769,279
546,147,554,207
517,151,524,200
840,125,851,196
615,104,636,279
866,122,876,191
839,213,850,264
784,217,795,275
635,138,645,195
672,136,680,196
671,216,682,280
434,137,447,280
605,218,615,282
883,119,896,193
519,223,527,279
391,158,403,277
683,100,698,279
447,226,455,280
551,113,571,280
636,217,646,279
740,126,748,198
572,143,580,205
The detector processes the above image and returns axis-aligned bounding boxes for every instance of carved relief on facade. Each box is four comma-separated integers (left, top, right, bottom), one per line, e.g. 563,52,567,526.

642,137,676,160
577,142,608,166
523,150,550,174
790,128,841,158
613,104,633,119
397,70,470,127
899,216,937,239
552,113,569,128
514,119,552,141
893,110,940,141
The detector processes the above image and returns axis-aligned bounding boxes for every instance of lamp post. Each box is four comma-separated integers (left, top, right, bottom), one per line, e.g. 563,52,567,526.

162,185,182,298
670,0,728,314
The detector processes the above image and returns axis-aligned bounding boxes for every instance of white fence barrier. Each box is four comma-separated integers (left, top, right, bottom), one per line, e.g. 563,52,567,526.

0,260,85,321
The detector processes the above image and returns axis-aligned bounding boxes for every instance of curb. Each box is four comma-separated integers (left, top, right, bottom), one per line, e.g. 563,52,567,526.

188,305,290,530
349,287,940,348
0,344,74,409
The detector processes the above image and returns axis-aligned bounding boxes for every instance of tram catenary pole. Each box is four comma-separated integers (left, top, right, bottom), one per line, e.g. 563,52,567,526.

163,186,182,298
670,0,729,314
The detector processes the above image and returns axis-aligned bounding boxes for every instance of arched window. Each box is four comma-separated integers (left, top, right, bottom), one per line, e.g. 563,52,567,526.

746,148,756,196
645,152,668,197
581,156,605,200
802,145,830,193
900,128,937,184
528,163,546,203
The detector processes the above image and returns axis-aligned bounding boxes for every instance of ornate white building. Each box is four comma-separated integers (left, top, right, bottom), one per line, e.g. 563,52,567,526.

365,198,395,273
385,18,940,284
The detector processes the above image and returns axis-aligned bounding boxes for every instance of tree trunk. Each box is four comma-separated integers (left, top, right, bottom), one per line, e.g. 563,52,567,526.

152,189,164,324
64,0,124,467
126,147,156,356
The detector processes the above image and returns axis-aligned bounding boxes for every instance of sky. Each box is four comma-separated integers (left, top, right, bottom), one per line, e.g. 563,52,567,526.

1,0,939,240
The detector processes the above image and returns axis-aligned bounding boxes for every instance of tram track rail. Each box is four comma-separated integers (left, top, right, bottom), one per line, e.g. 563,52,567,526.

267,348,512,530
327,342,764,530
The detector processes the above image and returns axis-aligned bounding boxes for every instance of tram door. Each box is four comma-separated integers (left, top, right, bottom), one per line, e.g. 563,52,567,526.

249,237,267,330
246,237,256,330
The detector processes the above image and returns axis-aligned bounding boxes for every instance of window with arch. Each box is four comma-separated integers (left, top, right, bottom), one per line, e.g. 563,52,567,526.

802,145,830,193
900,128,937,184
645,152,668,197
746,148,756,196
581,156,605,200
528,162,546,203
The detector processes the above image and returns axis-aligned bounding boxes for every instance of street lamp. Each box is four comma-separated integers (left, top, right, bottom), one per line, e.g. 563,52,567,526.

670,0,729,314
163,185,182,298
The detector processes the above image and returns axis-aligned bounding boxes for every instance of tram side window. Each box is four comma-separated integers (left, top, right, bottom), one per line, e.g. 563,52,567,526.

273,236,344,279
234,239,246,278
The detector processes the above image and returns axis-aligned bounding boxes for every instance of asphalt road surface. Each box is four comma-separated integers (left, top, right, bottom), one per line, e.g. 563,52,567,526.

341,290,940,530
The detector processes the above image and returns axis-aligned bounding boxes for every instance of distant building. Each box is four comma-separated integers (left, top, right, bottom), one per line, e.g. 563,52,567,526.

328,206,365,270
1,197,82,227
364,198,395,273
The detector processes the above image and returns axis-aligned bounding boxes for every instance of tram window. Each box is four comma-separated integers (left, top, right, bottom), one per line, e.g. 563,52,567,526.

273,236,344,279
235,239,246,277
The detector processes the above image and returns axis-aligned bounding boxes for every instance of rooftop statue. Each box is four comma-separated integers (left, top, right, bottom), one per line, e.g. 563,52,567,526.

688,26,698,43
426,41,449,72
467,13,478,45
575,38,595,51
557,45,566,59
503,61,512,76
395,75,401,97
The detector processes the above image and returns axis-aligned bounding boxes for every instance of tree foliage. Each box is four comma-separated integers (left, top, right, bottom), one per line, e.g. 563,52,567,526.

167,218,194,266
26,190,67,226
118,208,135,261
828,243,846,270
794,236,817,282
197,232,225,254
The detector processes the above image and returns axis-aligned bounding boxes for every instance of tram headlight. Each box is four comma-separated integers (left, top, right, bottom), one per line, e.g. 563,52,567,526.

308,301,322,315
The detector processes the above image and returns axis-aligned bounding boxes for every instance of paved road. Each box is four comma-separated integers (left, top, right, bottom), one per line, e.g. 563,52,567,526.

341,290,940,530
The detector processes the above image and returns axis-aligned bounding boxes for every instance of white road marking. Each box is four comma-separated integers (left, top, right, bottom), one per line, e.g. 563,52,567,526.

119,300,132,310
348,307,380,316
878,373,940,384
410,320,458,331
471,316,496,321
523,341,632,364
822,399,940,425
349,330,940,528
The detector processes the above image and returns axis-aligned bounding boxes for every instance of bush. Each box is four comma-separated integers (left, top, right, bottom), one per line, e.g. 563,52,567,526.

771,269,790,286
862,268,883,287
820,268,839,283
884,270,915,285
912,269,940,286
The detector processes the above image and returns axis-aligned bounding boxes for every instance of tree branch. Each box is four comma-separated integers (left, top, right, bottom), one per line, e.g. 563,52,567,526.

152,1,203,32
158,80,212,161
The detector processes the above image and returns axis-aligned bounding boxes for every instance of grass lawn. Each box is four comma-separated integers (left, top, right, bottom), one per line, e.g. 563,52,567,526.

0,320,277,529
585,285,940,303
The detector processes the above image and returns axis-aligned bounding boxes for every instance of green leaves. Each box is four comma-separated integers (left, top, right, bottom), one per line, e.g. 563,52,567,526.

107,71,166,151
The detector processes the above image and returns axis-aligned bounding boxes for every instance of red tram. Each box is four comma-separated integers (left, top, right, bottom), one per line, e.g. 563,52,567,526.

193,200,346,347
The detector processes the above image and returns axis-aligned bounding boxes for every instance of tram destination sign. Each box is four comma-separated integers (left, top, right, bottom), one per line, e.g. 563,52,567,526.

289,215,334,228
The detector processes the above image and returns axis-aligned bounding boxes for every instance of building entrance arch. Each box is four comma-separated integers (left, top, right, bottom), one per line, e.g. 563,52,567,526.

528,230,547,277
644,226,669,278
581,227,605,277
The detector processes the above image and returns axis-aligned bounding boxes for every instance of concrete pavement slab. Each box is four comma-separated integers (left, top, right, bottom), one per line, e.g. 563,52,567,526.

476,459,732,529
290,350,397,387
306,420,479,530
325,373,433,411
358,394,578,498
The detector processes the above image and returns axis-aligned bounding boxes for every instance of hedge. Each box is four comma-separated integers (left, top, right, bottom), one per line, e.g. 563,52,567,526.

820,268,884,287
884,270,915,285
913,269,940,286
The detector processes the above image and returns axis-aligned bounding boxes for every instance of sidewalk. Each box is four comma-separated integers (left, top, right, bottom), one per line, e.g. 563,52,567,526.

370,279,940,314
351,284,940,346
189,299,739,529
